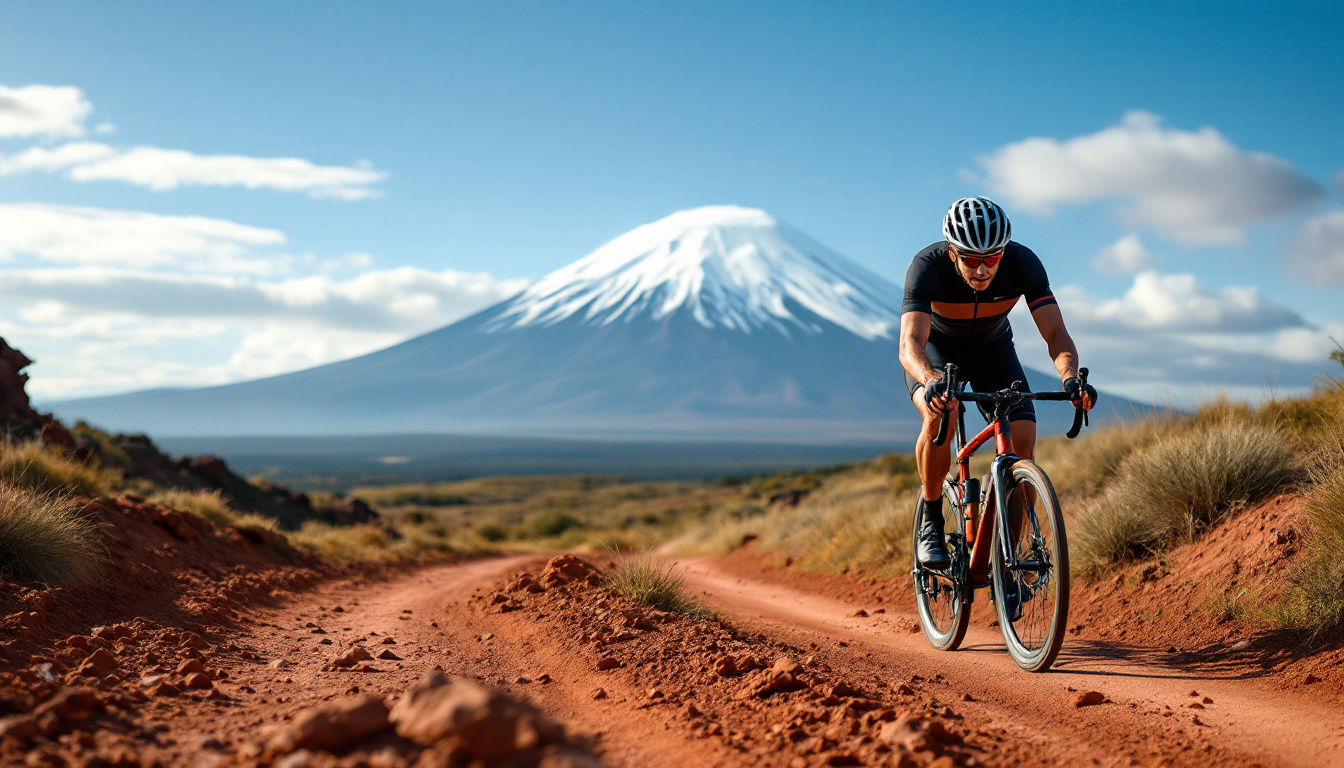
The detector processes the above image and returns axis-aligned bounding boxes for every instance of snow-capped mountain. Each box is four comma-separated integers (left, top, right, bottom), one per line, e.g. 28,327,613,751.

486,206,901,339
49,207,1141,440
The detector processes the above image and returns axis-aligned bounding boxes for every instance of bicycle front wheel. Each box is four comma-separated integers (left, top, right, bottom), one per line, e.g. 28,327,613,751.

991,459,1069,672
912,479,970,651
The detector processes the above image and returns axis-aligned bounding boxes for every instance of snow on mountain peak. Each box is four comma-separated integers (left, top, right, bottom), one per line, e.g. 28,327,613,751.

486,205,903,339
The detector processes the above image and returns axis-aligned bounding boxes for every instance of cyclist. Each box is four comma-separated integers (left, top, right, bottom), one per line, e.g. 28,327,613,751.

900,197,1097,569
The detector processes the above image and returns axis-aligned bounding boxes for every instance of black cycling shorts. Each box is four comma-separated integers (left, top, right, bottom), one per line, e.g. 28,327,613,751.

904,335,1037,423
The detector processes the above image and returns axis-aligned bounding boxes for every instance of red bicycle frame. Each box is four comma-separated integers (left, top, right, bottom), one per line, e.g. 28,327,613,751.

956,414,1015,584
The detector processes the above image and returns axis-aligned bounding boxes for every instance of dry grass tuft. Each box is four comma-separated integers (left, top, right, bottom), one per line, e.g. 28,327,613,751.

288,522,394,562
1073,418,1298,579
604,549,716,620
1271,370,1344,637
0,484,104,585
148,488,280,532
1036,416,1169,500
0,439,119,497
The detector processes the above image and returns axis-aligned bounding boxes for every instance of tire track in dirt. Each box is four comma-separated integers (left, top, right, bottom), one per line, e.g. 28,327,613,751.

680,558,1344,768
167,555,718,767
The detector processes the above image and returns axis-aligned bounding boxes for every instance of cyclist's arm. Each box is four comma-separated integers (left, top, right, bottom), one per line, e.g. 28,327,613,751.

1030,304,1095,409
899,311,940,387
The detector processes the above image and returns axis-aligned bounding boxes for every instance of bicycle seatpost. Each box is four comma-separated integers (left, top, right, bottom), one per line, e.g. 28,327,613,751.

932,363,959,447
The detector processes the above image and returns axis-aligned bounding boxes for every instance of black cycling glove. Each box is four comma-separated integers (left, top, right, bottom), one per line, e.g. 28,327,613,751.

923,377,951,411
1063,377,1098,408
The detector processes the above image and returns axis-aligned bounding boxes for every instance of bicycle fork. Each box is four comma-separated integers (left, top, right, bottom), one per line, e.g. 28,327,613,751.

989,454,1051,578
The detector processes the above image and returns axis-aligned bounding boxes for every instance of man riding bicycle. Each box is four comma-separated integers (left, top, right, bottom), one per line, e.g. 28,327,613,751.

900,197,1097,569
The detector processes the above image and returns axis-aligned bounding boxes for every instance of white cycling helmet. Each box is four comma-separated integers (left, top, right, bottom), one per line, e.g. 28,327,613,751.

943,197,1011,254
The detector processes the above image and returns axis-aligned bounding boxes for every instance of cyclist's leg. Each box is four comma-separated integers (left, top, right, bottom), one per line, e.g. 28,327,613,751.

1012,420,1037,460
905,340,954,567
904,341,953,504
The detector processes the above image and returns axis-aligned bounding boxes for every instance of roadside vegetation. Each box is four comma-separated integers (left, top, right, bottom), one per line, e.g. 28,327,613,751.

0,484,103,586
0,438,120,497
148,488,281,532
603,548,716,619
353,475,742,553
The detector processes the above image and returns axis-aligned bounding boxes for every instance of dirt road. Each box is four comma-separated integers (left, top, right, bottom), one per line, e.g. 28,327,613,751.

29,554,1342,767
681,558,1344,768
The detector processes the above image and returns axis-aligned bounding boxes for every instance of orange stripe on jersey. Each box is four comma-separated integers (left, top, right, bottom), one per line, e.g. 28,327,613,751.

929,298,1019,319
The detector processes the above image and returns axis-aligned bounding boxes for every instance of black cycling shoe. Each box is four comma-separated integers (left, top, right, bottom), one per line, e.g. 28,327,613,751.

916,499,951,570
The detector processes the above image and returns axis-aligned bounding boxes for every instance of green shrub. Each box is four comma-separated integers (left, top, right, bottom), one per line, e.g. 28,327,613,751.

0,439,119,497
0,484,104,585
604,549,716,620
476,523,509,542
530,510,582,538
1073,419,1297,577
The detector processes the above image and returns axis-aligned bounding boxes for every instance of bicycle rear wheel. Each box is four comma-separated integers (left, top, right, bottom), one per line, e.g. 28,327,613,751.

912,479,970,651
991,459,1069,672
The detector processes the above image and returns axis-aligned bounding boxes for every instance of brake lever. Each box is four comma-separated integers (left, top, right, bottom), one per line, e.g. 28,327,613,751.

1066,367,1090,439
931,363,959,447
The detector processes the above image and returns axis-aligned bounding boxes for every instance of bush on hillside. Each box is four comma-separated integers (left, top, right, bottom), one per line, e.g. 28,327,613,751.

1273,358,1344,636
289,521,393,562
148,488,280,532
0,484,104,585
1073,419,1298,578
1036,416,1169,500
0,439,119,497
1274,460,1344,636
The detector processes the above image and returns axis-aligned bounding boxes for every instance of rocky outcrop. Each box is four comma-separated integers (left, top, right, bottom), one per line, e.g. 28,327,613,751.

0,338,75,450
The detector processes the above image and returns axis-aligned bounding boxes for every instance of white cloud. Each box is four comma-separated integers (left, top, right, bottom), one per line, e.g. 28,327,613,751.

0,203,287,273
0,202,526,398
1009,271,1337,406
1285,210,1344,284
1061,271,1303,334
0,142,386,200
0,142,116,174
0,266,525,331
980,111,1323,245
0,84,91,138
1091,234,1157,276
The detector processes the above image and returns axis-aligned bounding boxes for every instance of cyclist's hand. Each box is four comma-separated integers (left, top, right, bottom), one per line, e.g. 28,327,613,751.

1064,377,1098,412
923,375,958,414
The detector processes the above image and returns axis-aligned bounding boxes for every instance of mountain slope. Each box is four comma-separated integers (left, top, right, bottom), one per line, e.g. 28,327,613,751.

48,206,1146,440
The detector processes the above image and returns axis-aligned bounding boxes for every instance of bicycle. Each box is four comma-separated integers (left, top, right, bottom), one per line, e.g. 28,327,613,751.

911,363,1091,672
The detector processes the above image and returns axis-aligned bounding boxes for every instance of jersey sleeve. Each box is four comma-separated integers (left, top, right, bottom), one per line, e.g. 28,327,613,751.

902,252,934,315
1016,245,1057,312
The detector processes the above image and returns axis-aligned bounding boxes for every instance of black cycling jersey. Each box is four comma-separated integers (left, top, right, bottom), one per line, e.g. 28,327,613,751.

902,241,1057,345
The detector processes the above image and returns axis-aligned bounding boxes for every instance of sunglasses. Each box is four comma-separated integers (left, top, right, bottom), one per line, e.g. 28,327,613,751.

952,248,1003,269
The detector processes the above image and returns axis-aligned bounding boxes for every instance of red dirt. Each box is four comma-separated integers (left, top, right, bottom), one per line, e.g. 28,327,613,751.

4,492,1343,767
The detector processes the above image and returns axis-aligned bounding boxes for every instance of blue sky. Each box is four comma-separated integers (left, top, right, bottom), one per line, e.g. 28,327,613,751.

1,1,1341,403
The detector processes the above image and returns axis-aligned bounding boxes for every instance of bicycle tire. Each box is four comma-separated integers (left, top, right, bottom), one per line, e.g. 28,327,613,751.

912,479,971,651
991,459,1069,672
